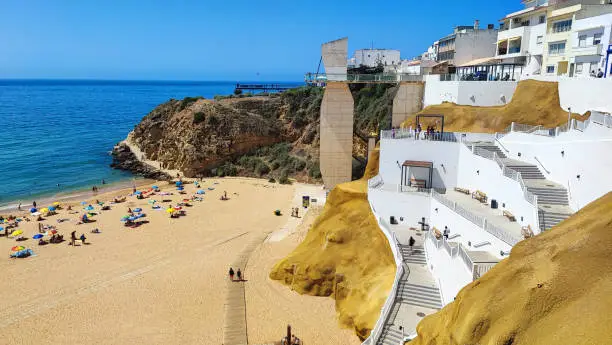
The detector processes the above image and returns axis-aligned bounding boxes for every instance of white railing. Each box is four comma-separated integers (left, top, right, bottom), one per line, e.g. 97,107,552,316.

380,129,459,142
426,230,476,277
458,244,474,274
368,175,384,189
431,190,520,246
364,216,407,345
590,111,612,128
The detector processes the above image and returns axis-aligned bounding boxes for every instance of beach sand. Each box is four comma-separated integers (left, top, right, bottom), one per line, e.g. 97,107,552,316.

0,177,349,344
246,201,361,345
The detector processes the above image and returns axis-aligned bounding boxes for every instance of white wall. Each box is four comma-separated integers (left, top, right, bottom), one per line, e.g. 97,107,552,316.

379,139,460,190
528,23,547,56
424,75,518,107
424,238,473,305
454,29,498,66
456,144,538,229
500,123,612,210
369,189,431,227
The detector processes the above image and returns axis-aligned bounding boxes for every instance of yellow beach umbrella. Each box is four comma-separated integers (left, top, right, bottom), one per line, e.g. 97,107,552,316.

165,208,174,213
40,208,49,214
53,202,60,206
10,230,23,237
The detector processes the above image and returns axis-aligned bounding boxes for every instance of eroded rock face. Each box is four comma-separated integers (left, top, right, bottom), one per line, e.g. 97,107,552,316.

110,143,172,180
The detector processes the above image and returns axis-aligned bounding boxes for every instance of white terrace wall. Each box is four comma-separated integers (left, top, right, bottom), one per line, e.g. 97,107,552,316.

379,139,460,191
423,75,517,107
524,76,612,114
424,237,473,305
456,144,538,229
500,124,612,210
369,189,431,227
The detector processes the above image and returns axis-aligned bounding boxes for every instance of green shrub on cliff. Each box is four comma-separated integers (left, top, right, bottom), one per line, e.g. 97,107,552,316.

193,111,206,124
179,96,203,111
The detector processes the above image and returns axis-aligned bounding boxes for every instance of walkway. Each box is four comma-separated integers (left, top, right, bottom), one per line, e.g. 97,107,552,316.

377,230,442,345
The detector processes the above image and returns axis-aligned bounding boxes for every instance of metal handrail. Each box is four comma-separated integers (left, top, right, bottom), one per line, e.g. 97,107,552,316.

534,156,550,174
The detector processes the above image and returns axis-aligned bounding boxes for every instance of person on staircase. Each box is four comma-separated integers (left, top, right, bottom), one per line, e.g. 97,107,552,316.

409,236,416,254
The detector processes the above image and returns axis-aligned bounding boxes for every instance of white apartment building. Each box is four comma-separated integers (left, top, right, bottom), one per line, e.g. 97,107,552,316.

351,49,401,68
497,0,549,76
437,21,499,66
543,0,612,77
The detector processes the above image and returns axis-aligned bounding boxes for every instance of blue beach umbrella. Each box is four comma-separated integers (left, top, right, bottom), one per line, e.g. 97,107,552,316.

85,205,94,211
133,208,142,213
196,190,205,195
81,201,87,205
0,227,3,231
134,191,142,195
48,206,56,211
33,234,43,239
175,181,182,186
177,186,184,191
30,208,37,213
152,185,159,189
128,216,136,221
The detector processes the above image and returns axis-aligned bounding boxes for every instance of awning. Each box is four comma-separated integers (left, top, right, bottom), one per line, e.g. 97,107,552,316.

457,57,501,67
402,160,433,168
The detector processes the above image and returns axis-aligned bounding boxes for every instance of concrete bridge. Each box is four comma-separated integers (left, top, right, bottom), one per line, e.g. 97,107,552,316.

319,37,425,189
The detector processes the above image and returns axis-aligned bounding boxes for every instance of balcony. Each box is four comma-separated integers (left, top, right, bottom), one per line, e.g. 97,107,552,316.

498,25,529,41
573,44,603,56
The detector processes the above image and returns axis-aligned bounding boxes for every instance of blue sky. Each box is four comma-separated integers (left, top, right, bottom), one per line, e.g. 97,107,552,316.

0,0,520,81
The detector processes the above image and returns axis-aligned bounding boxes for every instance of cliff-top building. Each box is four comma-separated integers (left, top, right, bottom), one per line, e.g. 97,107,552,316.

436,21,499,67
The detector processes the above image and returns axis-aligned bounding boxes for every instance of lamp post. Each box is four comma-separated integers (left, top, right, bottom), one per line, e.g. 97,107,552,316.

567,107,571,129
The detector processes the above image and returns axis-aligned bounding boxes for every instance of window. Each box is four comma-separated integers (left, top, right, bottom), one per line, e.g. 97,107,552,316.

537,35,543,44
578,35,587,48
552,19,572,33
576,63,583,74
549,41,566,55
547,65,555,73
594,33,602,45
539,15,546,24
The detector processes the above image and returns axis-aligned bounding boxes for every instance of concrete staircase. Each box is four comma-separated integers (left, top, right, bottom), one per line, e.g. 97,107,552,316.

472,142,574,231
399,244,427,265
377,304,404,345
398,281,443,309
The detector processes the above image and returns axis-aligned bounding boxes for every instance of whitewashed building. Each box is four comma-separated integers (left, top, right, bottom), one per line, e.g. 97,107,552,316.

351,49,401,68
497,0,549,76
436,21,499,66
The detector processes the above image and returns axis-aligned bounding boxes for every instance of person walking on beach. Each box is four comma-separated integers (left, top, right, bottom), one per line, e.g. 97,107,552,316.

33,201,37,208
18,202,21,211
236,268,242,281
70,231,77,246
229,267,235,281
409,236,416,254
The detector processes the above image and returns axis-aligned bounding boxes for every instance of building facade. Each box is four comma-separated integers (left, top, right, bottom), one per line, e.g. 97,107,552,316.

542,0,612,77
351,49,401,68
436,21,499,66
497,0,549,76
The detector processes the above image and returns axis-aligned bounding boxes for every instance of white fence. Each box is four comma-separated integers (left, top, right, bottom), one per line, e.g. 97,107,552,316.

426,229,475,275
431,190,521,246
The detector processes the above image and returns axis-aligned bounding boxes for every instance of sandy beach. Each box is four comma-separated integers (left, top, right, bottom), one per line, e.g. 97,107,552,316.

0,177,354,344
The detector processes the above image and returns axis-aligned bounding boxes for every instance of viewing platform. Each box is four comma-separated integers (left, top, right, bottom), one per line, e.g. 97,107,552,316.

304,72,423,84
234,83,293,92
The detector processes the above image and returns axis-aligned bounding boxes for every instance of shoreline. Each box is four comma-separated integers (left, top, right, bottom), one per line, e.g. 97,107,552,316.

0,177,156,215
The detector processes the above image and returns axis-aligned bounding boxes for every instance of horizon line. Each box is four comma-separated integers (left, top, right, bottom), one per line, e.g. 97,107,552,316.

0,77,305,83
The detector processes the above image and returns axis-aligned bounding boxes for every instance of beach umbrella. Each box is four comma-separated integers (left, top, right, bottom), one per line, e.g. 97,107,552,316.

53,202,60,206
48,206,56,211
165,208,174,213
134,191,142,195
0,227,3,231
11,246,25,252
175,181,182,186
133,208,142,213
196,190,205,195
33,234,43,239
10,230,23,237
40,208,49,214
177,186,184,191
152,185,159,189
128,216,136,221
85,205,94,211
81,201,87,205
30,207,37,213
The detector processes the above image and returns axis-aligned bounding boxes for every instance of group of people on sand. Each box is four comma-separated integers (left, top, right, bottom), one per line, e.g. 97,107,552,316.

281,335,302,345
228,267,244,282
290,207,300,218
69,230,88,246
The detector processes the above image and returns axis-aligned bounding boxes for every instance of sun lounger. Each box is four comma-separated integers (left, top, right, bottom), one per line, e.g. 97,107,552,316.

454,187,470,195
472,190,488,203
503,210,516,222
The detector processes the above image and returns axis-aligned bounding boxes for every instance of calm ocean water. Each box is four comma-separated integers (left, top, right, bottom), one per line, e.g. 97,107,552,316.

0,79,301,209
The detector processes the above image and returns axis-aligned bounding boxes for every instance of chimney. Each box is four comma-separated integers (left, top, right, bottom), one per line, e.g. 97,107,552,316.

474,20,480,30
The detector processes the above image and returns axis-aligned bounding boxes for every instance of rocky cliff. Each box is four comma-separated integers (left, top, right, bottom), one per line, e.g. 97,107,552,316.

111,84,398,182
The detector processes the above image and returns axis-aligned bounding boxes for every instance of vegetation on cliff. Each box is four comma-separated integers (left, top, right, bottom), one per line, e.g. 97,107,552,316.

269,149,397,340
410,192,612,345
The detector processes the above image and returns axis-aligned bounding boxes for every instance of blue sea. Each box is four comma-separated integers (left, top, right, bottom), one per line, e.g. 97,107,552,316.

0,79,302,209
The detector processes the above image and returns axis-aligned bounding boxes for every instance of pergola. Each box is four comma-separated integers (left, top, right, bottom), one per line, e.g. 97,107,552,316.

400,160,433,190
456,57,524,81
